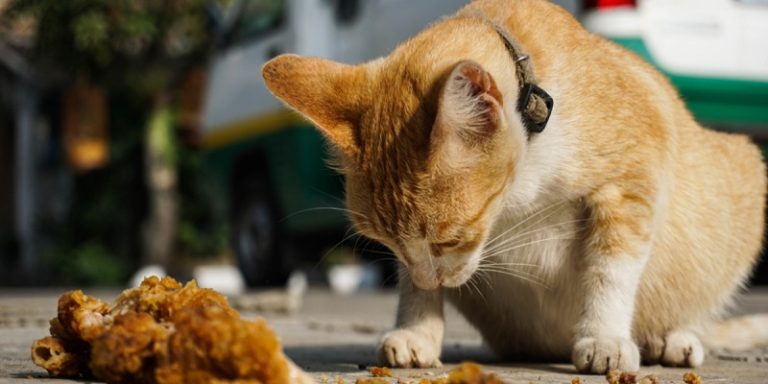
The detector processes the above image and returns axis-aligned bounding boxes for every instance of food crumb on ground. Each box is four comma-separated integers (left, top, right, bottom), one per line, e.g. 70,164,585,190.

683,372,703,384
446,362,504,384
619,371,638,384
607,369,621,384
355,378,390,384
606,369,640,384
638,375,660,384
371,367,394,377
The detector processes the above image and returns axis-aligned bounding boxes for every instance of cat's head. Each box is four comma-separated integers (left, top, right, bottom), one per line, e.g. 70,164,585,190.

262,18,532,290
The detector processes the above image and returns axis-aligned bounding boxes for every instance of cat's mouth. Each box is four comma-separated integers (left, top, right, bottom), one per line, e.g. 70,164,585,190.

440,262,478,288
409,257,479,290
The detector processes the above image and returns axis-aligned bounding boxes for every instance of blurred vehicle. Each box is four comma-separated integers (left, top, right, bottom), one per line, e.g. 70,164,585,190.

582,0,768,130
201,0,469,286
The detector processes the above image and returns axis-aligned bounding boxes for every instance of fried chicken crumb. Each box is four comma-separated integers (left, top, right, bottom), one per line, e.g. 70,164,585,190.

355,378,390,384
605,370,640,384
619,371,638,384
683,372,702,384
637,375,659,384
607,370,621,384
444,362,504,384
371,367,394,377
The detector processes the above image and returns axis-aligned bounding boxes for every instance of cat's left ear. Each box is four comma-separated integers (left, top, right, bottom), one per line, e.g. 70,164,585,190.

431,61,504,167
262,54,365,157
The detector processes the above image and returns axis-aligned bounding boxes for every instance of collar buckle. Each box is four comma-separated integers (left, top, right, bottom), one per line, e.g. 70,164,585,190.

517,83,554,134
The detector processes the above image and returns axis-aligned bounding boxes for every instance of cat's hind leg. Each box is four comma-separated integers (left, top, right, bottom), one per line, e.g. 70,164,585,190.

639,329,704,368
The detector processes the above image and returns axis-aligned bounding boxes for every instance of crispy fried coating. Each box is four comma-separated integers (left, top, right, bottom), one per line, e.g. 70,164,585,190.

56,290,111,342
30,336,87,378
31,290,111,377
155,305,289,384
110,276,236,321
89,312,171,384
31,276,309,384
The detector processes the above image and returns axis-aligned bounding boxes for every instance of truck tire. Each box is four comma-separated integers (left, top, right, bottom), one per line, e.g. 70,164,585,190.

231,173,287,287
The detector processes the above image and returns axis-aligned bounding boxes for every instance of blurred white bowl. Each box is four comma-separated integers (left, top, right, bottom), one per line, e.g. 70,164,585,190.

327,264,364,295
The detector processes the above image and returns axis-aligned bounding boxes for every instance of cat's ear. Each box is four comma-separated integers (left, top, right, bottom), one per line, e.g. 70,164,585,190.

431,61,504,167
262,54,364,157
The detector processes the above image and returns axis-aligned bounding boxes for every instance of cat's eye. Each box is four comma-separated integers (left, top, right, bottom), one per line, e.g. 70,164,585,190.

434,239,461,249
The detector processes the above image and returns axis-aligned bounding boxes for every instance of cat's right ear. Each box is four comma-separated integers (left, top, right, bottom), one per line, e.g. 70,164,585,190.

262,54,364,157
431,61,505,168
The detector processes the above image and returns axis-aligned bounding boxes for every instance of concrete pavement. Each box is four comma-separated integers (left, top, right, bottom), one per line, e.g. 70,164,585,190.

1,287,767,383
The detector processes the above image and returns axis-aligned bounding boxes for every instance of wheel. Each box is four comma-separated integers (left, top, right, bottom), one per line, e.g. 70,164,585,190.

231,174,287,287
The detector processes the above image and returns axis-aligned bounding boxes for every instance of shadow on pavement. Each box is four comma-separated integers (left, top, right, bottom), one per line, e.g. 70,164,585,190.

286,344,376,372
286,343,575,376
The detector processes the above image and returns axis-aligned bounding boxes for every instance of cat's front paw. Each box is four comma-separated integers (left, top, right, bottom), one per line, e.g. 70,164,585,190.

378,329,442,368
572,336,640,374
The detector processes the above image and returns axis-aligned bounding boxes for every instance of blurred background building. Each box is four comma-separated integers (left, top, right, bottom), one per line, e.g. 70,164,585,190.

0,0,767,289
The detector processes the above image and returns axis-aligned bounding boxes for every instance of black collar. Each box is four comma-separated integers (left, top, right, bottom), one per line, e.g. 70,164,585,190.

484,18,554,134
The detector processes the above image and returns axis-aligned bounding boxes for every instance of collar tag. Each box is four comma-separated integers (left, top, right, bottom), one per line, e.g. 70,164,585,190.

517,83,554,134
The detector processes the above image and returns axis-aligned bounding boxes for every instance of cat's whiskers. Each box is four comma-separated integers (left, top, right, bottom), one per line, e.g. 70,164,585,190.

482,231,579,259
486,220,581,259
475,265,550,289
474,230,579,290
478,262,539,268
473,269,493,288
483,218,586,255
467,276,486,303
281,206,369,222
312,228,366,271
484,199,571,248
351,230,373,260
361,248,399,258
481,235,578,260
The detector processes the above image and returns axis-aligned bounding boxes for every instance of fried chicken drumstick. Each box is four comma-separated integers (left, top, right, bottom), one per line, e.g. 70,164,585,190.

31,276,313,384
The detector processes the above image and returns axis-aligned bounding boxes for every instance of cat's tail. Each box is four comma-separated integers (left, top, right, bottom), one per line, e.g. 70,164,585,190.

699,314,768,351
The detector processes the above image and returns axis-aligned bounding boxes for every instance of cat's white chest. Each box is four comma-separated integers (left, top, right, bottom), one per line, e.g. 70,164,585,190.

446,202,585,359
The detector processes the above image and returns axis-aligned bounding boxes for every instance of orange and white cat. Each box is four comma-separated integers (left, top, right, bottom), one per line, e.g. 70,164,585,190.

262,0,766,374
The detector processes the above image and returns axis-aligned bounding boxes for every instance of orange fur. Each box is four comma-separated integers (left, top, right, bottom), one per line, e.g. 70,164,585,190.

263,0,766,372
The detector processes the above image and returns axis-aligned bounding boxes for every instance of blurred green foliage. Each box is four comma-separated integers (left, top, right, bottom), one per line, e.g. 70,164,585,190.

4,0,228,91
44,242,129,286
177,146,229,258
37,92,147,286
5,0,231,285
